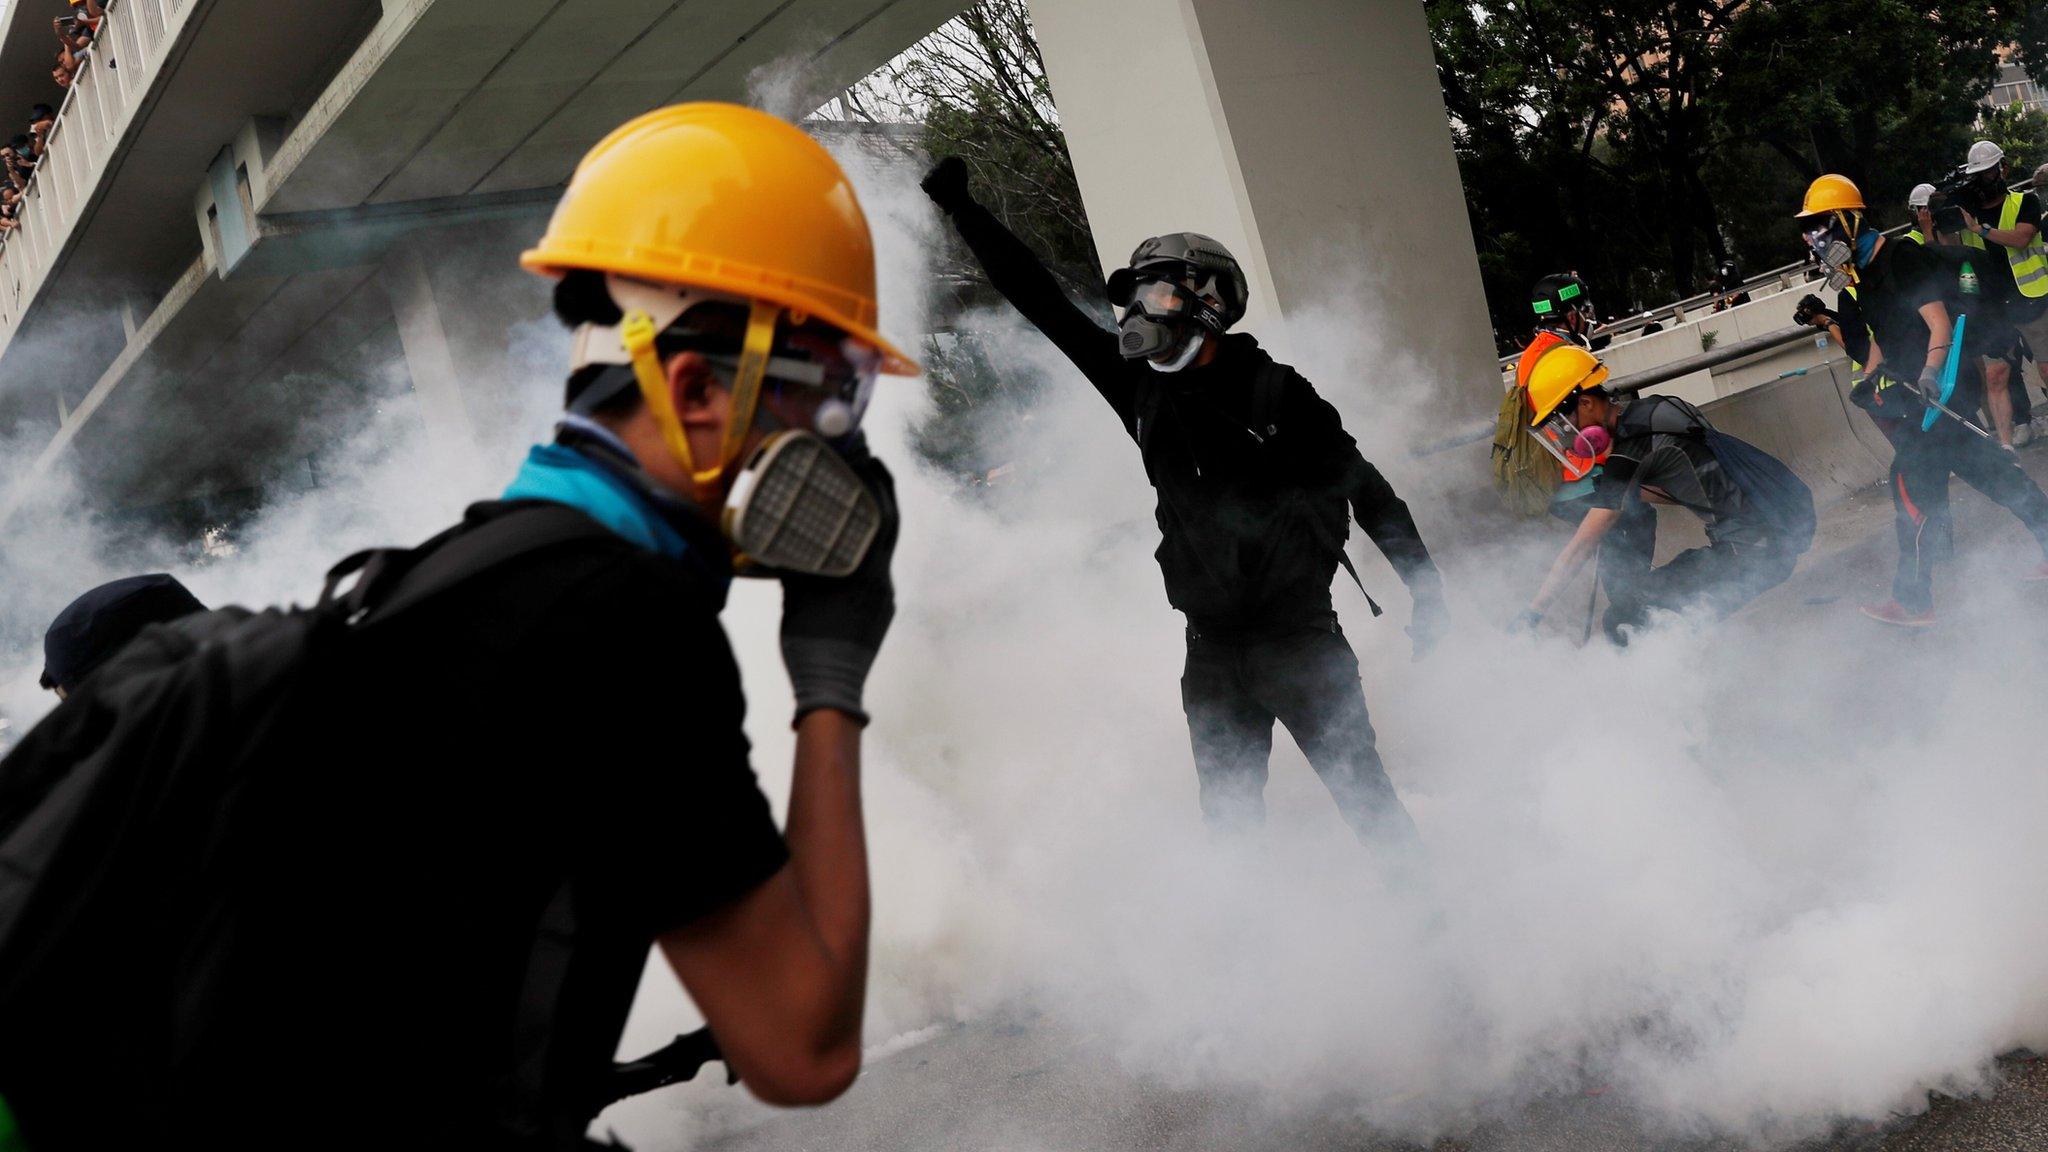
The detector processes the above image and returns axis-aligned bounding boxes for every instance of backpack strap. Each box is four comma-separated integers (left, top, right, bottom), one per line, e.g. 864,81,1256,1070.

324,503,621,627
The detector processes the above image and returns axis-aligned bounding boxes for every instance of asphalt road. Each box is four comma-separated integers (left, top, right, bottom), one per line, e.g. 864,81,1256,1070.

655,440,2048,1152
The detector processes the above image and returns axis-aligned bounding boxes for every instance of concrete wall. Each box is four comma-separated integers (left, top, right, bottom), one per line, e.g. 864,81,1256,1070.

1027,0,1498,410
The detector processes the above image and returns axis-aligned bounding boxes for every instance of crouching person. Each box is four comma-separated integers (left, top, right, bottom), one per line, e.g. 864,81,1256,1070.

1516,346,1814,642
0,104,912,1151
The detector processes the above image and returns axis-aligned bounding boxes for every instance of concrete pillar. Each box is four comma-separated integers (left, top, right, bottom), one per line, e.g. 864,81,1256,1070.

1025,0,1497,413
381,246,485,477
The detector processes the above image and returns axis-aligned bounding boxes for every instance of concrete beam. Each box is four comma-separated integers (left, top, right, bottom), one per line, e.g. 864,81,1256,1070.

1026,0,1497,413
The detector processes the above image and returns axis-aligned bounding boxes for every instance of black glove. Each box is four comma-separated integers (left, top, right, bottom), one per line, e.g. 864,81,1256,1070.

778,437,899,726
1407,588,1449,661
1506,608,1543,636
921,155,973,214
1793,294,1834,328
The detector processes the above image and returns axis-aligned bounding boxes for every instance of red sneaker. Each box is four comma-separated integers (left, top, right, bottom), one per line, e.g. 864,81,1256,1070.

1861,601,1936,628
2024,562,2048,583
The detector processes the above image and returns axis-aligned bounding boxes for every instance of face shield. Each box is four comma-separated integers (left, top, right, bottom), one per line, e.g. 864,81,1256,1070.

1533,390,1607,481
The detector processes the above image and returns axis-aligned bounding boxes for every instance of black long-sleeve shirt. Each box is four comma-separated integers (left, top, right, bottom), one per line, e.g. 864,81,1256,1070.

942,198,1442,627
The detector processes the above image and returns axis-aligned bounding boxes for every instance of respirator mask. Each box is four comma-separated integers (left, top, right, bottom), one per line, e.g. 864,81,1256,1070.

1106,267,1228,373
569,276,884,578
1801,215,1862,292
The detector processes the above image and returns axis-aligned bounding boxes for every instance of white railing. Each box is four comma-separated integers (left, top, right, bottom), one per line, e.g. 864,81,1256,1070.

0,0,193,357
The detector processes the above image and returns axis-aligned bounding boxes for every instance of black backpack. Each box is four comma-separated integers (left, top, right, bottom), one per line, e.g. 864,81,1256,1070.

0,503,630,1148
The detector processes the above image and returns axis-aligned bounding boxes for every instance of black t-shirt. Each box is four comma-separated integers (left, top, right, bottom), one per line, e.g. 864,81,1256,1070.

1854,236,1956,375
1591,396,1762,546
191,502,789,1150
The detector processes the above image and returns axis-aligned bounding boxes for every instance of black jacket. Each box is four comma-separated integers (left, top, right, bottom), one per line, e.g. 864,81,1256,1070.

942,199,1442,627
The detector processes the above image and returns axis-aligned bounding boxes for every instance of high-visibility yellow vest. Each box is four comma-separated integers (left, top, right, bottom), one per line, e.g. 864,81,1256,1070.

1904,229,1925,245
1961,192,2048,298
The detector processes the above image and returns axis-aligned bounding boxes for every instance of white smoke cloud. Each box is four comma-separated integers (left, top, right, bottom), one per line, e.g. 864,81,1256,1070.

1,73,2045,1152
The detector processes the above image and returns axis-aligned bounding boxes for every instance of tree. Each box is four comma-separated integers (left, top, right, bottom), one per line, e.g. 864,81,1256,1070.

834,0,1098,481
1430,0,2046,351
1979,102,2048,177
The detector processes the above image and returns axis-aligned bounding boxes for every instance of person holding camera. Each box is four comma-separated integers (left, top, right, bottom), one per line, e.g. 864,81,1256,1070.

1796,173,2048,626
1954,140,2048,448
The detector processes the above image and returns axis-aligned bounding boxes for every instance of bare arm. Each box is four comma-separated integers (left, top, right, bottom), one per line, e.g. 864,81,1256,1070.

1919,302,1952,376
659,709,869,1106
1528,506,1622,615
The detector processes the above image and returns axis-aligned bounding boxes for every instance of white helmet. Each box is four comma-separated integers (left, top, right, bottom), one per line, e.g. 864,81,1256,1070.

1908,182,1936,208
1965,139,2005,174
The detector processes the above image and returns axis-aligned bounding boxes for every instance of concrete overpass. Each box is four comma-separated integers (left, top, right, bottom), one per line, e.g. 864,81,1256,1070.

0,0,1499,520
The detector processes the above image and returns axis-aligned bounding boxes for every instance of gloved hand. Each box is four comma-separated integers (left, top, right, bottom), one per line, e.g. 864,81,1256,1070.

921,155,973,214
1917,362,1943,398
778,436,899,727
1407,587,1449,661
1793,294,1833,328
1506,608,1543,636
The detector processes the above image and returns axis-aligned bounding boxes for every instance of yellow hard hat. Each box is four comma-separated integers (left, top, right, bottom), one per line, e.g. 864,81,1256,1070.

1796,174,1866,217
522,102,916,486
1524,344,1609,426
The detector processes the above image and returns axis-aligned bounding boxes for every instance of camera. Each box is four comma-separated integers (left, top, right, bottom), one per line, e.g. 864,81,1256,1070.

1793,293,1833,328
1928,164,1992,233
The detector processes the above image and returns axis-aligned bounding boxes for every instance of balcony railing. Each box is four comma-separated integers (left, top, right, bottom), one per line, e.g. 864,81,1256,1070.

0,0,194,360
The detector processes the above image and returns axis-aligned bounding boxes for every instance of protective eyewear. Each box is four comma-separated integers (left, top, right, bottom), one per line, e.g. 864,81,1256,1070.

1108,269,1227,330
1533,394,1592,475
707,332,880,443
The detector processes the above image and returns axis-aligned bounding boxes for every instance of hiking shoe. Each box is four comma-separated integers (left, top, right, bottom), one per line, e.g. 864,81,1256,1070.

1861,600,1936,628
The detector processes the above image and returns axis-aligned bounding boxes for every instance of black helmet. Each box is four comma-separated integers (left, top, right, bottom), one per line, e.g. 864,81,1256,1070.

1531,273,1593,327
1715,258,1741,288
1108,232,1250,331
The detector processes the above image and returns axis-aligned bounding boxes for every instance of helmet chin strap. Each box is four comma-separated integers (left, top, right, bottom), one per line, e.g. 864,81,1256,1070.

621,298,784,492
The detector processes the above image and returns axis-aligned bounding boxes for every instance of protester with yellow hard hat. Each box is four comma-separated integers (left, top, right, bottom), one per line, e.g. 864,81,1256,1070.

12,103,915,1150
1793,172,2048,627
1514,345,1812,643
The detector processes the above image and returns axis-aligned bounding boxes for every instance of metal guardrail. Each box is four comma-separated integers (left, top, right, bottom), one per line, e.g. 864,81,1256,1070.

1418,324,1818,458
0,0,190,362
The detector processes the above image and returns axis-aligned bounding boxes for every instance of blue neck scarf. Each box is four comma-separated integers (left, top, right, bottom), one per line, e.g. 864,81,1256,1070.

503,432,697,560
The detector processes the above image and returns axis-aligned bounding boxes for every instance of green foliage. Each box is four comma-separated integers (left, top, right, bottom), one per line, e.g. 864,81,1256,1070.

1979,102,2048,175
1431,0,2043,352
841,0,1097,482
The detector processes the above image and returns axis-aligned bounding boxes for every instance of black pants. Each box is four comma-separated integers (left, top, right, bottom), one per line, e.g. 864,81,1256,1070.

1887,418,2048,613
1598,507,1795,638
1180,618,1421,854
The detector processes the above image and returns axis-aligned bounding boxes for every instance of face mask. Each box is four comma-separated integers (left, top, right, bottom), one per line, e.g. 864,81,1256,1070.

721,431,882,578
1803,220,1859,290
1110,270,1226,369
1146,331,1207,373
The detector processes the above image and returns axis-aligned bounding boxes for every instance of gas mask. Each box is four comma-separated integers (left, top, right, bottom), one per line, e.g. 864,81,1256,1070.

569,276,886,577
1107,268,1229,373
1801,214,1865,291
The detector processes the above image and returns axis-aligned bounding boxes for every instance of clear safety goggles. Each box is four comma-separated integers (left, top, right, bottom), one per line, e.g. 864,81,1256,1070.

733,330,881,443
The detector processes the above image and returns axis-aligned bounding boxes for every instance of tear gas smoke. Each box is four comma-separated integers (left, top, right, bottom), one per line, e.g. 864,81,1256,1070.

0,112,2044,1152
